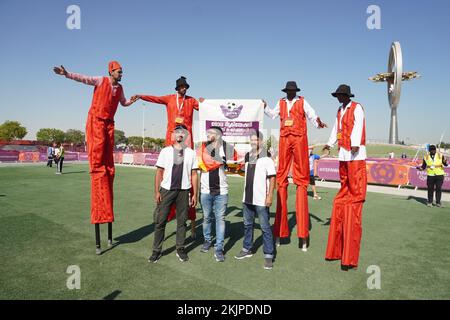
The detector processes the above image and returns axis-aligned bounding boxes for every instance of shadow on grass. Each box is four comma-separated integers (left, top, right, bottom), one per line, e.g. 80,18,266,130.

405,196,428,205
310,213,324,223
97,242,120,255
103,290,121,300
226,206,242,217
161,216,247,256
115,224,155,244
62,171,87,175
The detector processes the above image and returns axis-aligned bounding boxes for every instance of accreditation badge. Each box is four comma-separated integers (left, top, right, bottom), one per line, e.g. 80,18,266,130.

284,118,294,127
337,132,342,140
175,116,185,124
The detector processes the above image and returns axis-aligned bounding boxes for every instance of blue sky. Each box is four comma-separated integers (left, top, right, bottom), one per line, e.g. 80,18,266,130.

0,0,449,144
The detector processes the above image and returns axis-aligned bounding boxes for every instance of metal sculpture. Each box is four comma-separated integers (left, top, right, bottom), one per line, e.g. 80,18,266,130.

370,41,420,144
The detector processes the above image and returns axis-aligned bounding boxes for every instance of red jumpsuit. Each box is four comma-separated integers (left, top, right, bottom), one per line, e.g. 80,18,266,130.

140,94,199,148
272,97,311,240
325,101,367,267
86,77,125,224
140,94,199,221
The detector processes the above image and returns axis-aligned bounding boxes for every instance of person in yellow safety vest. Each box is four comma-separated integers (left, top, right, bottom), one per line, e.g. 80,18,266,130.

416,145,448,207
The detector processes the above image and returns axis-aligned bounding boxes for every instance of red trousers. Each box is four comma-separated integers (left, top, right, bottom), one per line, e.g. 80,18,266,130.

273,134,310,239
325,160,367,267
86,114,115,224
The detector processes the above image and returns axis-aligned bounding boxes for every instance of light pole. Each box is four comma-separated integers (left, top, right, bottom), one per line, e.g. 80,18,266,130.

142,103,145,152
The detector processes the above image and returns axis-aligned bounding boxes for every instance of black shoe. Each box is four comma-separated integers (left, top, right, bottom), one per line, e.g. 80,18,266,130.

148,251,162,263
234,250,253,260
214,250,225,262
200,241,212,253
176,248,189,262
341,264,357,271
264,258,273,270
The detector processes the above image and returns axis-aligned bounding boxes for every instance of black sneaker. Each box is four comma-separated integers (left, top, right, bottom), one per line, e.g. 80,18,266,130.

148,251,162,263
214,250,225,262
234,250,253,260
200,241,212,253
264,258,273,270
176,248,189,262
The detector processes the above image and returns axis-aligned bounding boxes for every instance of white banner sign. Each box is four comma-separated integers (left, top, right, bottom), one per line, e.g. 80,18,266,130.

199,99,264,143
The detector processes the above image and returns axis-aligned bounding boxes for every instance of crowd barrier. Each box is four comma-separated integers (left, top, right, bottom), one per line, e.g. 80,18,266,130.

1,151,448,190
0,150,20,162
316,158,450,191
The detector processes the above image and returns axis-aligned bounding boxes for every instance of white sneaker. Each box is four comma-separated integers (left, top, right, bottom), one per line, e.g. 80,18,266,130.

302,243,308,252
275,237,281,247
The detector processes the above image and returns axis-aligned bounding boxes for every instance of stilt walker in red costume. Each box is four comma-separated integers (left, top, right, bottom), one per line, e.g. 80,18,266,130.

133,77,202,237
323,84,367,270
264,81,327,251
53,62,138,255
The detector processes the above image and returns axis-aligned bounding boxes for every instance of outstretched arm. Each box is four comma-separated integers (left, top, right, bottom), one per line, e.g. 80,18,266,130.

138,94,171,105
53,65,102,86
120,90,139,107
323,117,338,155
263,100,280,119
304,99,327,129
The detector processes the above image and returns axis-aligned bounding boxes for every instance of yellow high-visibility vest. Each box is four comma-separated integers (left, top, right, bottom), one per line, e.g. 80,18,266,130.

424,153,445,176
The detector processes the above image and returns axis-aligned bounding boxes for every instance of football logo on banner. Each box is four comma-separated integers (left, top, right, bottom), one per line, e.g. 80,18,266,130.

199,99,264,143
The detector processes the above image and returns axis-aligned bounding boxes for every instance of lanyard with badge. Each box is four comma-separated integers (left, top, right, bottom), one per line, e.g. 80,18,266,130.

429,155,442,170
284,98,295,127
175,93,185,124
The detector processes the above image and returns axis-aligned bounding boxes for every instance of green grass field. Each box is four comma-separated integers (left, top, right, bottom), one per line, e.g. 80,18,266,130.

1,164,449,300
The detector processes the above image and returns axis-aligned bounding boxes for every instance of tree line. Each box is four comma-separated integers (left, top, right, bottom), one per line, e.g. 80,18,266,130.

0,120,165,150
1,120,448,151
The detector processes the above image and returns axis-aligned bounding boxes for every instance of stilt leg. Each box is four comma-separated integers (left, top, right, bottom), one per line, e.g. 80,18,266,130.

108,223,112,247
95,223,101,255
190,219,196,239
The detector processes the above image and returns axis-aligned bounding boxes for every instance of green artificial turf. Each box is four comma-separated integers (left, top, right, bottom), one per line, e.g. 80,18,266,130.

0,164,449,300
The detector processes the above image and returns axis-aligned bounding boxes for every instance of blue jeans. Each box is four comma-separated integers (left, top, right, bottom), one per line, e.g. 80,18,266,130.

242,203,274,258
200,193,228,252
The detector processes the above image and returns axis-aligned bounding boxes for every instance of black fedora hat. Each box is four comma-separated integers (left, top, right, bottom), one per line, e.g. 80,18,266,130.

331,84,354,97
175,76,190,90
282,81,301,93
